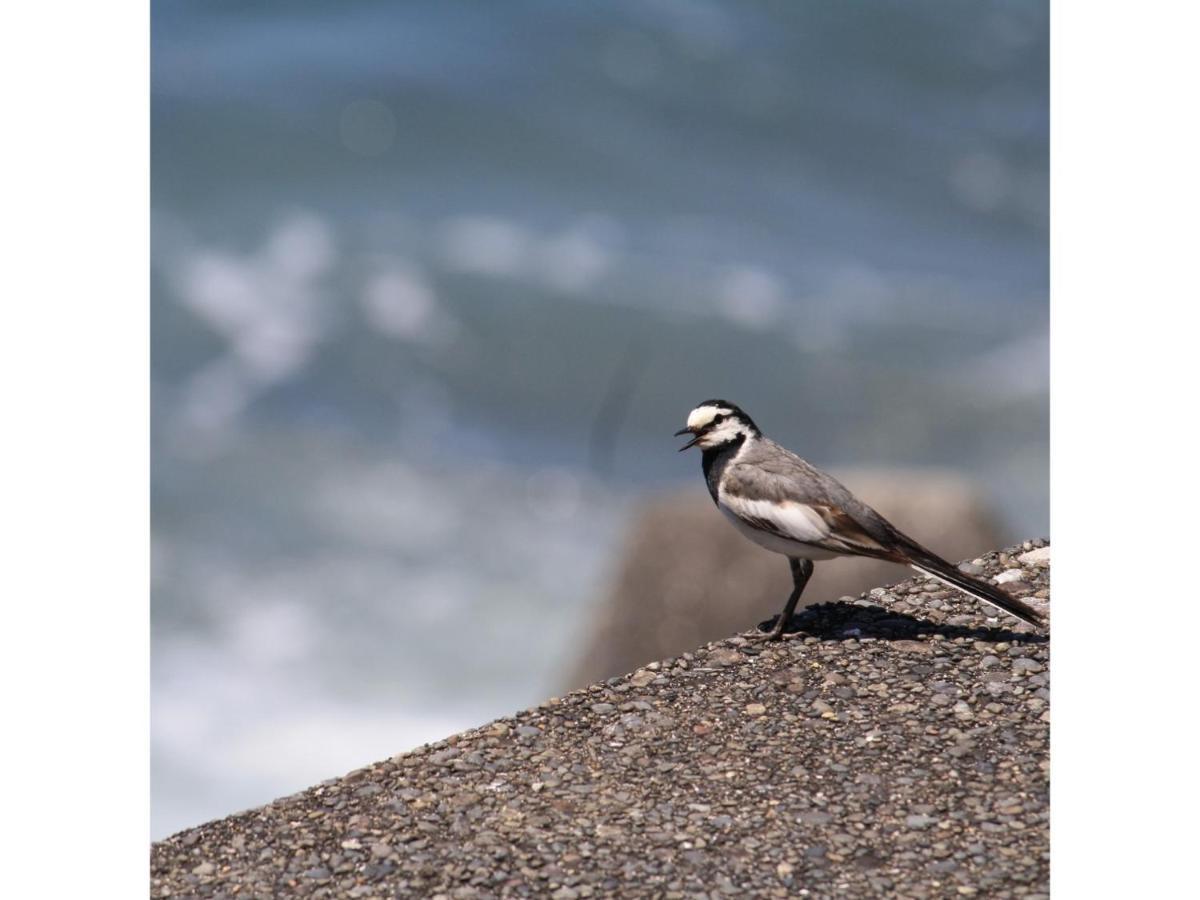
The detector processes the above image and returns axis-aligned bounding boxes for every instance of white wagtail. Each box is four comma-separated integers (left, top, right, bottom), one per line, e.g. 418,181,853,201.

675,399,1045,640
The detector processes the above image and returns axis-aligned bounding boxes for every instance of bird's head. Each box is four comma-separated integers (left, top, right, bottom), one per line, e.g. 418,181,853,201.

675,399,760,451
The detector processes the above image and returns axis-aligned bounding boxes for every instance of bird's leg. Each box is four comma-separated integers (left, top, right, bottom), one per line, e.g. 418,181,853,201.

758,557,814,641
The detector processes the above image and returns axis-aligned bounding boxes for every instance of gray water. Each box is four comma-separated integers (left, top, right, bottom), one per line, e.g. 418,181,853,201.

151,0,1048,837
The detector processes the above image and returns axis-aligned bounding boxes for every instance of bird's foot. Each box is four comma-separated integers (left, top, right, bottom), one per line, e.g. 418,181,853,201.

745,629,784,643
747,616,800,642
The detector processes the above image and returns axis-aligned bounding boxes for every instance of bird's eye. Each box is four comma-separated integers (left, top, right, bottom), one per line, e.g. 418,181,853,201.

711,414,726,425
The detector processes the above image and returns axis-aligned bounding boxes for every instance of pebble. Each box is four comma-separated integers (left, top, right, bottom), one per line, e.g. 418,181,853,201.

1018,547,1051,567
906,814,938,830
710,649,743,667
994,569,1027,585
799,811,833,825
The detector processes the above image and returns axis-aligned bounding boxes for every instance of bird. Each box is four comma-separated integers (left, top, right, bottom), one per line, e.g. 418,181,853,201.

674,399,1045,640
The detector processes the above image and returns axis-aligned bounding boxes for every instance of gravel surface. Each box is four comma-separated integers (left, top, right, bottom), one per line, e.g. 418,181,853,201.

152,541,1050,899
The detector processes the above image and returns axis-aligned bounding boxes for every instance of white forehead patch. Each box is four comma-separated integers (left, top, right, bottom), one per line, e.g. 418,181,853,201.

687,405,731,429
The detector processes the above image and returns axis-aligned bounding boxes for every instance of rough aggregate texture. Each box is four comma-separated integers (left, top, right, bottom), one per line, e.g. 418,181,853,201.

152,541,1050,898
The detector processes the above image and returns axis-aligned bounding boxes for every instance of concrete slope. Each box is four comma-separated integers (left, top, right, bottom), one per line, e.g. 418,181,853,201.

152,542,1050,899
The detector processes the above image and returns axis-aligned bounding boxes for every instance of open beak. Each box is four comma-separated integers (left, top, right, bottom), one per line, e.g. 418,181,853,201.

674,427,701,452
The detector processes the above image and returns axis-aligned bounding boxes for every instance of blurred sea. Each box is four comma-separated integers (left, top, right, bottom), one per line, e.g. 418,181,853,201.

151,0,1048,837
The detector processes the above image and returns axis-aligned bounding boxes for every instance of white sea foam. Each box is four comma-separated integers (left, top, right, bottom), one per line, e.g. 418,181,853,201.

438,215,533,277
360,260,456,344
535,219,617,294
715,264,784,330
167,212,337,442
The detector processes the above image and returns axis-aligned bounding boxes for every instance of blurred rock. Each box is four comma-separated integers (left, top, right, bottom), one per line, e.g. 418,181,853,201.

565,468,1007,689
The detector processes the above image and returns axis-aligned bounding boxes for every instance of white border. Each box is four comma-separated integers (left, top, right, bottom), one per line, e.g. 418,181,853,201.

2,3,148,896
1053,1,1199,894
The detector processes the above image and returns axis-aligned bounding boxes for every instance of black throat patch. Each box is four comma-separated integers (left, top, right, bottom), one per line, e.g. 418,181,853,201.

700,433,746,504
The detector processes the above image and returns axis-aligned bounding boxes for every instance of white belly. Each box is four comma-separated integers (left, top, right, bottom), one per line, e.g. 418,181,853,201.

718,504,842,561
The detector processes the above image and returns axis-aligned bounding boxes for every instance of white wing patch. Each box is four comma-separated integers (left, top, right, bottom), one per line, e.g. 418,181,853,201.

718,494,832,544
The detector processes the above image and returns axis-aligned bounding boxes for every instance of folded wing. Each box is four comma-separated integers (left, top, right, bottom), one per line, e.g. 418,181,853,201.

718,492,899,560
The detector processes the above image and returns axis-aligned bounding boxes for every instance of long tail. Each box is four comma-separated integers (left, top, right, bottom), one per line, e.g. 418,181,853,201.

901,547,1045,629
